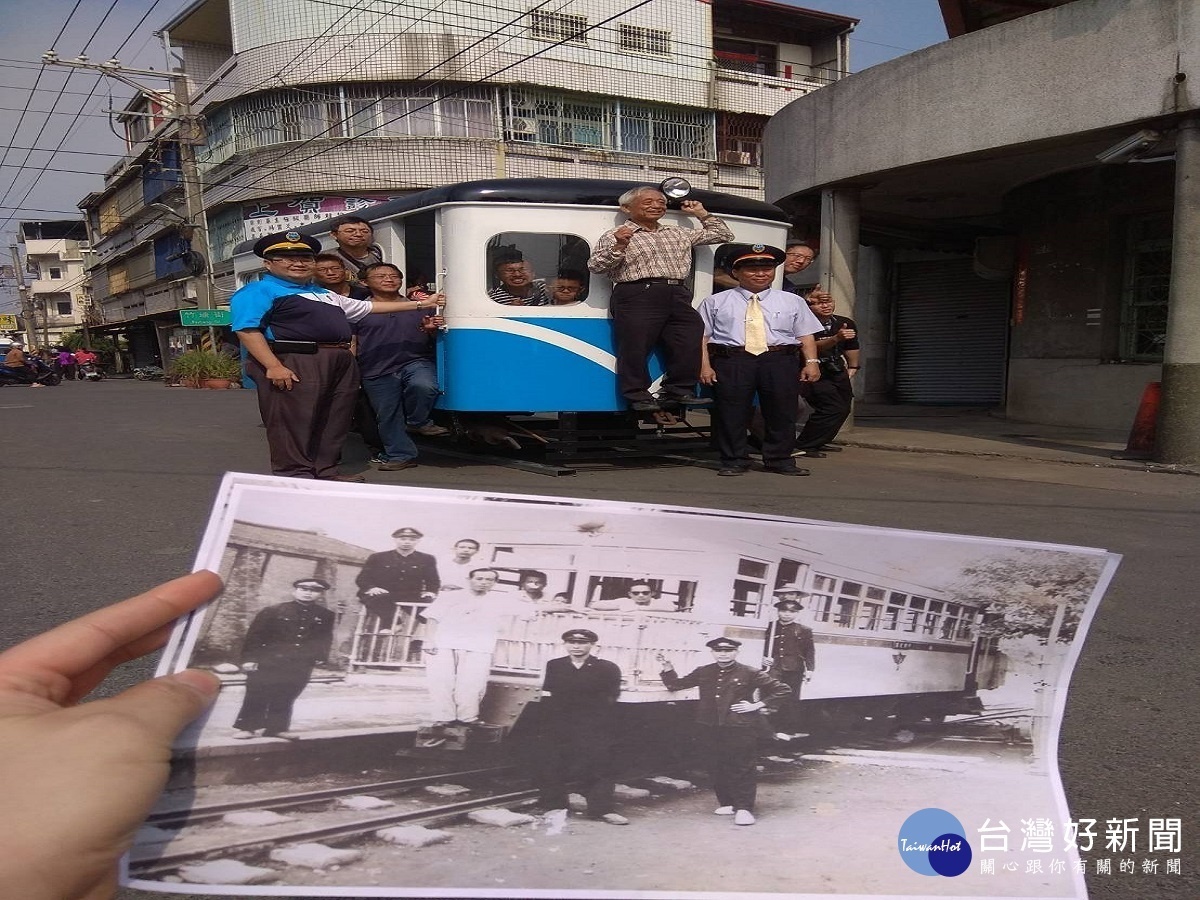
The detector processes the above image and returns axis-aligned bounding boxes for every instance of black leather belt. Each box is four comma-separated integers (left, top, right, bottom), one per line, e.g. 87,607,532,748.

316,342,352,349
623,277,684,285
707,344,799,357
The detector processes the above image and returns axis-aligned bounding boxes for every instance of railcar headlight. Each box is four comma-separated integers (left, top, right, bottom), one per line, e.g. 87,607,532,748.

659,177,692,200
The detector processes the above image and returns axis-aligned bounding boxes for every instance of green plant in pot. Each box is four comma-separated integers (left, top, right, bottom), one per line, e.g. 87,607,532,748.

169,350,243,389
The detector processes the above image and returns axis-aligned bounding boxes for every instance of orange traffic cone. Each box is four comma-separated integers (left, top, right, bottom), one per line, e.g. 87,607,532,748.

1114,381,1160,459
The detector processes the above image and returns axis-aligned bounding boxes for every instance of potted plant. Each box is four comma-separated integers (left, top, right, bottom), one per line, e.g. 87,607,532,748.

169,350,243,389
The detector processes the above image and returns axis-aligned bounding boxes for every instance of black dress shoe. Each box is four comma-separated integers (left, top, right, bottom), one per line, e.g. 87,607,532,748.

660,393,712,407
718,466,749,476
792,449,827,458
630,399,661,412
819,444,844,452
764,466,810,476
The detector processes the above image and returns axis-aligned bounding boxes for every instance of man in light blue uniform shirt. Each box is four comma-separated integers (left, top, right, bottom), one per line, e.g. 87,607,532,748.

698,244,823,477
232,230,442,481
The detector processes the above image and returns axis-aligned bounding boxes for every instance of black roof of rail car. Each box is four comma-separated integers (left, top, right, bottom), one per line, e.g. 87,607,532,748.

233,178,790,257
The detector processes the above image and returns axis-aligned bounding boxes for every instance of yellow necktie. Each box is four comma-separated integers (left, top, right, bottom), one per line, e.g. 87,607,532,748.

745,293,768,355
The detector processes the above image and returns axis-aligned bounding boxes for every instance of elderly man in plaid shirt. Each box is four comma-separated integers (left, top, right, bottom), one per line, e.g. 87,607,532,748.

588,186,734,413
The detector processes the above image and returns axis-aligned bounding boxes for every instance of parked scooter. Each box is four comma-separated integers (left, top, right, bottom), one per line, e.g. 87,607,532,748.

0,357,62,387
132,364,165,381
78,361,106,382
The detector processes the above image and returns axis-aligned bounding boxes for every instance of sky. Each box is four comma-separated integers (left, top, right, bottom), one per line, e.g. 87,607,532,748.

0,0,948,309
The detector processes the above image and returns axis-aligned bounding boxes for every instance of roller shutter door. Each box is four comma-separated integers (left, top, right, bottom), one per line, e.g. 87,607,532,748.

895,258,1010,406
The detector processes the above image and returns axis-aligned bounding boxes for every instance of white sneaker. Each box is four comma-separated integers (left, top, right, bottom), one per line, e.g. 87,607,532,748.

714,806,735,816
734,809,756,826
231,729,258,740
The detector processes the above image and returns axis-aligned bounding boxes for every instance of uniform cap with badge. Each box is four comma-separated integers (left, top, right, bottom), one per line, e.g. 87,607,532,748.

292,577,331,591
391,527,424,538
706,637,742,650
717,243,786,271
254,231,322,258
562,628,599,644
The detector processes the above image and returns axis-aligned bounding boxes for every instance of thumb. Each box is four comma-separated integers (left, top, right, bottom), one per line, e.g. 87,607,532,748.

90,669,219,745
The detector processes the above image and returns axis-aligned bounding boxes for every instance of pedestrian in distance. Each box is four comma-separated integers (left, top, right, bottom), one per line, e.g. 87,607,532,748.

537,628,629,826
658,637,790,825
231,577,335,740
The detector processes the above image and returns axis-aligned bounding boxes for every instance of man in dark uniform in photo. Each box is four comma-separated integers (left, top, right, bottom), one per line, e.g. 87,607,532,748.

356,527,441,660
232,577,335,740
658,637,791,825
354,262,450,473
330,216,385,281
488,253,550,306
313,253,371,300
231,231,433,482
762,586,816,741
537,629,629,826
587,185,734,412
698,244,824,477
794,292,860,458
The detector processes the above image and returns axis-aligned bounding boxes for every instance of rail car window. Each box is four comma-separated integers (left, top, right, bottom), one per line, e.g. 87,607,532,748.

732,557,771,617
486,233,592,306
859,602,882,630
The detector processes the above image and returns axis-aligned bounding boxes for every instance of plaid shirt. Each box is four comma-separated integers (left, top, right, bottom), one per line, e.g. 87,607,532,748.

588,216,734,282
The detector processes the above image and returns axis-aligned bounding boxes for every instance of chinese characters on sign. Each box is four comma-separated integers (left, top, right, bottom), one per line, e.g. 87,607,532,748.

975,817,1183,877
241,194,404,239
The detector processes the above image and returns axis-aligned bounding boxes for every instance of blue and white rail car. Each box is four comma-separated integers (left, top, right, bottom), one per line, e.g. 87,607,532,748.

231,178,792,414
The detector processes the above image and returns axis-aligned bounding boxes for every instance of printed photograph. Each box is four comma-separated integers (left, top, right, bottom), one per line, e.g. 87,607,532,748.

127,475,1118,898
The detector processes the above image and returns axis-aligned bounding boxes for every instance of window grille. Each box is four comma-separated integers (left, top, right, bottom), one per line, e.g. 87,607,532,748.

619,25,670,56
529,10,589,44
1120,213,1172,361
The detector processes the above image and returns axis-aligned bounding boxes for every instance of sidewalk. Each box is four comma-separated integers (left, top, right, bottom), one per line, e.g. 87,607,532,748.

833,405,1196,474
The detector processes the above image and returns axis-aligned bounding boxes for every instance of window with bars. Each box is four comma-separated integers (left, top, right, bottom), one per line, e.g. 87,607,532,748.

619,24,670,56
1120,213,1172,361
197,86,496,171
529,10,589,44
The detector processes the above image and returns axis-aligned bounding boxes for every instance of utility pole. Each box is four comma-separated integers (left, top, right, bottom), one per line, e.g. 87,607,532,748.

41,54,215,322
9,245,35,347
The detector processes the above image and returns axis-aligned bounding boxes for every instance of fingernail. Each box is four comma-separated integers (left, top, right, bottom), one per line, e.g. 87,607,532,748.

169,669,221,699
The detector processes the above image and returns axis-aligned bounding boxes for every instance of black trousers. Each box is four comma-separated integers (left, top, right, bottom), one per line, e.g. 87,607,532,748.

233,659,314,734
610,282,703,402
796,371,853,450
247,347,359,478
768,668,805,733
538,726,617,816
700,725,760,812
710,347,801,469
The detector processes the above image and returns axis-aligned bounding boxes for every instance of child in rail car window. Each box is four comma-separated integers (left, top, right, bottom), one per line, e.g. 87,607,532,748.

550,270,587,305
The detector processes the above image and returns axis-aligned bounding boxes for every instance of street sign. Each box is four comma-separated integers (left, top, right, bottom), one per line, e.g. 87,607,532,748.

179,309,231,327
0,314,18,330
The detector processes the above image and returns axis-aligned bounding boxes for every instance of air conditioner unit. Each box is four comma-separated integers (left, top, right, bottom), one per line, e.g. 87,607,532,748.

720,150,752,165
509,117,539,134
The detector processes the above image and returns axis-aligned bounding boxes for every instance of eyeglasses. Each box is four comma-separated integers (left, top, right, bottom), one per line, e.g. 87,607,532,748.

629,590,651,596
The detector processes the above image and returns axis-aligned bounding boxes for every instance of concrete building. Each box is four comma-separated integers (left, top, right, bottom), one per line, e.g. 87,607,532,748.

765,0,1200,462
16,220,92,349
79,0,854,363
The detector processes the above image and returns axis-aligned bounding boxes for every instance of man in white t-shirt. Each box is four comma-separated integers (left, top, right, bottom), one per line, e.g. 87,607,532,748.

420,568,537,734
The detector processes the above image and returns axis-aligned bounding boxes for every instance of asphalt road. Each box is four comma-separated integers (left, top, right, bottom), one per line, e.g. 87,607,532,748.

2,379,1196,900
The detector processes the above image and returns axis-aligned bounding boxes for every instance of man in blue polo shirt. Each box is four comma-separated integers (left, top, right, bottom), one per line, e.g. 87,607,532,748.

232,230,443,481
